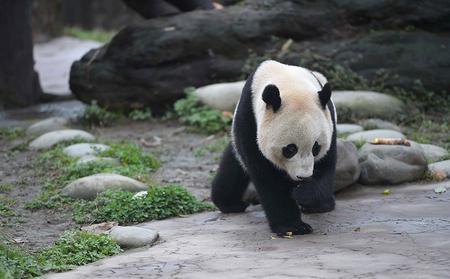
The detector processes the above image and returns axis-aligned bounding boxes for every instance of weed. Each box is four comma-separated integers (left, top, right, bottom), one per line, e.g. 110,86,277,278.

0,230,121,277
128,108,153,121
174,88,232,134
0,243,42,279
0,183,14,193
64,27,115,43
195,136,229,157
80,100,122,127
26,142,160,210
0,128,25,141
0,195,15,218
38,230,121,272
73,185,214,224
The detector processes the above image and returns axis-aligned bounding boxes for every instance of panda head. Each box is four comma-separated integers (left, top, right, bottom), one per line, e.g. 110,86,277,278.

252,60,334,182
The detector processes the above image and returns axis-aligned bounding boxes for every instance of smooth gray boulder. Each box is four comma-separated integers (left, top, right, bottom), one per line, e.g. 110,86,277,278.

335,139,361,191
333,91,405,120
347,129,405,143
336,124,364,136
62,173,147,200
194,80,245,112
420,144,449,163
109,226,159,249
358,142,427,185
359,118,401,132
29,129,95,150
428,160,450,178
26,117,69,137
76,155,120,166
63,143,110,158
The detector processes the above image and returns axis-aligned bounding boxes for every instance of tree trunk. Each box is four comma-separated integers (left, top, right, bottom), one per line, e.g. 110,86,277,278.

69,0,450,111
0,0,42,108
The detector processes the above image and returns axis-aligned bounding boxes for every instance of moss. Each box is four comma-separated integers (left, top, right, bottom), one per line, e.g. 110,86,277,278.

64,27,116,43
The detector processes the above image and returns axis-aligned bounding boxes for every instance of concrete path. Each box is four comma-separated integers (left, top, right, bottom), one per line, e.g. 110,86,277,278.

46,181,450,279
34,37,101,95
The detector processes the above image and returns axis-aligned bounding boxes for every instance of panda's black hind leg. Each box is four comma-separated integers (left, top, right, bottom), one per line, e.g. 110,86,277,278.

211,143,250,213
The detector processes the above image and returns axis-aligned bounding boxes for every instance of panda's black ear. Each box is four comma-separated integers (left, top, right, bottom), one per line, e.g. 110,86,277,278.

318,83,332,109
262,84,281,112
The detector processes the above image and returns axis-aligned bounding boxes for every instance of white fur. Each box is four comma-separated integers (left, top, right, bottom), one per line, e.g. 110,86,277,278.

251,60,334,180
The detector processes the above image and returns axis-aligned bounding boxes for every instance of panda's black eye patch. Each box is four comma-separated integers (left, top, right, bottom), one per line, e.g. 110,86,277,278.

312,141,321,156
282,144,298,159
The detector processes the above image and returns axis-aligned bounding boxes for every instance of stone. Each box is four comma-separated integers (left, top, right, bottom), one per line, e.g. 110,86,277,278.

335,139,361,191
109,226,158,249
63,143,110,158
333,91,405,121
420,144,449,163
62,173,148,200
194,81,245,112
347,129,405,143
26,117,69,137
358,142,427,185
359,118,401,132
132,191,148,199
428,160,450,178
76,155,120,166
29,129,95,150
336,124,364,136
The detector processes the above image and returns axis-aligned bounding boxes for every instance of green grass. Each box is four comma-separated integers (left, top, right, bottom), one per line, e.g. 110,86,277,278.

81,101,154,127
0,243,42,279
73,185,214,224
26,142,160,210
0,230,121,277
0,128,25,141
80,101,122,127
64,27,116,43
173,88,232,134
37,230,121,272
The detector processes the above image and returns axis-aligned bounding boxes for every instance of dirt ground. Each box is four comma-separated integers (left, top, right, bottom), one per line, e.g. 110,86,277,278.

0,119,221,250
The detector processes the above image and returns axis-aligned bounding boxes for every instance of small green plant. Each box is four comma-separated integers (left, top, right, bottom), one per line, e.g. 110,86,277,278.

80,100,122,127
38,230,121,272
0,183,14,193
0,128,25,141
64,27,116,43
0,243,42,279
195,136,229,157
0,230,121,277
27,142,160,210
0,195,16,218
128,108,153,121
174,88,232,134
73,185,214,224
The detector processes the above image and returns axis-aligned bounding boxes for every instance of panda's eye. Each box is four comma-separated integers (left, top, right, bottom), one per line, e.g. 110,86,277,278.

312,141,321,156
282,144,298,159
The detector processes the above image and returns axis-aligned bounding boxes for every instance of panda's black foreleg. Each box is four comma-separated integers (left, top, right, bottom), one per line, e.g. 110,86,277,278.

293,148,336,214
211,144,250,213
250,172,313,236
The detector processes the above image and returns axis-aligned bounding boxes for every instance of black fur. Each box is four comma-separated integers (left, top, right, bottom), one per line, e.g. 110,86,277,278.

211,72,337,236
262,84,281,112
318,83,332,109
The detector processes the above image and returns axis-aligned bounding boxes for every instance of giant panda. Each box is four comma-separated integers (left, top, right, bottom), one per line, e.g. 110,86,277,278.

211,60,337,236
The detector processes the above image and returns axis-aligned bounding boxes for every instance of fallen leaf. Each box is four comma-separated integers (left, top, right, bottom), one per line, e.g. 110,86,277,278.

383,189,391,195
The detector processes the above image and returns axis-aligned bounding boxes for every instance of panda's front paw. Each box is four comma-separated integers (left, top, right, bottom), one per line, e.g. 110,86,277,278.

274,222,313,236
